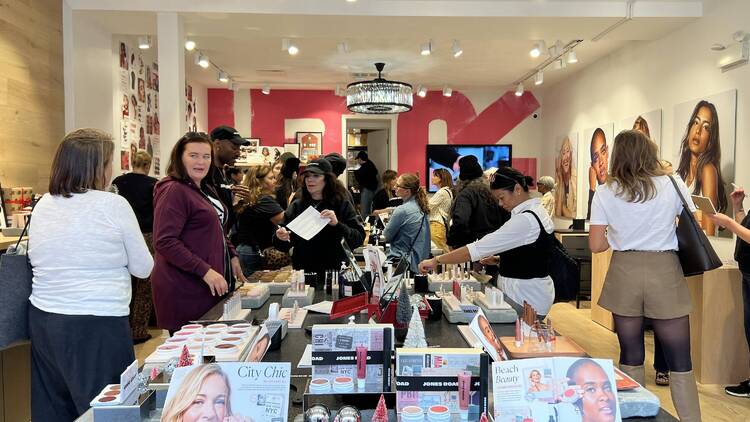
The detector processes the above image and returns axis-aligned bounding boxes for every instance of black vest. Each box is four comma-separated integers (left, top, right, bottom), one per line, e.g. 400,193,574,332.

498,210,551,279
734,214,750,272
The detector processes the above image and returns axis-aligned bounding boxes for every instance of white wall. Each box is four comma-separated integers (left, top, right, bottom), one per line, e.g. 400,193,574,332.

539,0,750,259
366,129,390,175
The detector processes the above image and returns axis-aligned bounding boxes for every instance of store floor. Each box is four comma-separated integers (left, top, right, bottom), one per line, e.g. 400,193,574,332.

133,302,750,421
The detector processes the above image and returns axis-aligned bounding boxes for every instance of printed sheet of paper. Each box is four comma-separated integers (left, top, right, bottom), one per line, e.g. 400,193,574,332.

285,205,330,240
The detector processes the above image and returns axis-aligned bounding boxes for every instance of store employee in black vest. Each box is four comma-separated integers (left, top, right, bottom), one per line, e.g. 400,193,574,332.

418,167,555,317
209,125,250,289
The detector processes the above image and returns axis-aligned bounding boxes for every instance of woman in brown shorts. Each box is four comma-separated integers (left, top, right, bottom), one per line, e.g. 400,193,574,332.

588,130,701,421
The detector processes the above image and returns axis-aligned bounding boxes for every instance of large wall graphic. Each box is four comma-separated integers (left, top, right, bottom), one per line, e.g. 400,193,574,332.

207,88,540,183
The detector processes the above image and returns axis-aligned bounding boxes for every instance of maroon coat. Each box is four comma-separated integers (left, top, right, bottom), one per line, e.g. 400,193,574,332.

151,177,230,331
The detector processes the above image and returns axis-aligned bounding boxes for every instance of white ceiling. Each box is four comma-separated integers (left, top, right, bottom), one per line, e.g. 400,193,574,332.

73,0,704,91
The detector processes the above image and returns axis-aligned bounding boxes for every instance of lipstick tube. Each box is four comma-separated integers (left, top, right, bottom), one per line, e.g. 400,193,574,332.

356,345,368,390
457,371,471,420
515,318,523,347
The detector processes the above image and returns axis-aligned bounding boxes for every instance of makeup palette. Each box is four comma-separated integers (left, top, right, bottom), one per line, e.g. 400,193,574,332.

206,323,228,330
427,405,451,422
401,406,425,422
309,378,332,394
90,384,123,406
332,376,354,393
144,323,259,364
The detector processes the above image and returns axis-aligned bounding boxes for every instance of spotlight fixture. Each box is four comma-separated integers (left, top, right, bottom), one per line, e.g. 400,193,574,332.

218,71,229,83
421,40,432,56
417,85,427,97
262,84,271,95
515,82,524,97
282,38,299,55
529,40,546,58
337,41,350,54
346,0,357,2
138,36,151,50
195,53,210,68
451,40,463,58
228,81,237,91
534,71,544,86
567,51,578,64
184,40,196,51
442,86,452,97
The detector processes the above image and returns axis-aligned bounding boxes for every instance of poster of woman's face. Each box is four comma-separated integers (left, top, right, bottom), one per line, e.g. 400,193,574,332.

618,109,662,154
119,42,128,70
138,78,146,102
673,90,737,237
554,133,578,218
583,123,614,219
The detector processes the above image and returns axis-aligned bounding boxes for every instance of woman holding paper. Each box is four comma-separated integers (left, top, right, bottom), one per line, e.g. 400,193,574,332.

418,166,555,317
274,158,365,281
588,130,700,421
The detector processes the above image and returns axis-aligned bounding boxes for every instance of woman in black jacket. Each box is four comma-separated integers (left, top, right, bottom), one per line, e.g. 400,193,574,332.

274,159,365,281
447,155,510,248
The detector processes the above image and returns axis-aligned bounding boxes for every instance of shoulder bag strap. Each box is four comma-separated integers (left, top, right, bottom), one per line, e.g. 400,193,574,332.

667,175,692,212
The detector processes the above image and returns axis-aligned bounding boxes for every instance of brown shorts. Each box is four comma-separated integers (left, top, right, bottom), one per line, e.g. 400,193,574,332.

597,250,692,319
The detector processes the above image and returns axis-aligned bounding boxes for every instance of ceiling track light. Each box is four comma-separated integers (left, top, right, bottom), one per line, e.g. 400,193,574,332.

337,41,350,54
421,40,432,56
515,82,524,97
529,40,546,58
534,71,544,86
228,81,237,91
217,71,229,83
138,36,151,50
184,39,196,51
451,40,463,58
195,53,210,68
262,84,271,95
442,86,452,97
566,51,578,64
510,39,583,91
282,38,299,55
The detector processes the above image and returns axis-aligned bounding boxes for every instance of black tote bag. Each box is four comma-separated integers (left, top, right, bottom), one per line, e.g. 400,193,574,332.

668,175,722,277
0,215,33,350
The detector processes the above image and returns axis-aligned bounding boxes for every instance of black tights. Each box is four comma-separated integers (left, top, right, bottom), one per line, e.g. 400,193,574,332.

613,314,693,372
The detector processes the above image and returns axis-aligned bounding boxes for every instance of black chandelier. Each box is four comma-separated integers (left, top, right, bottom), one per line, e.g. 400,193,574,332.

346,63,413,114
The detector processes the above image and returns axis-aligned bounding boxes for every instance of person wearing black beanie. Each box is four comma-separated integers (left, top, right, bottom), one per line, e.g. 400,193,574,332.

448,155,510,248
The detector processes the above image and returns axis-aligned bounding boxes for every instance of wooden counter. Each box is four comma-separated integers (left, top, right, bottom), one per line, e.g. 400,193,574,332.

592,251,750,384
0,234,26,251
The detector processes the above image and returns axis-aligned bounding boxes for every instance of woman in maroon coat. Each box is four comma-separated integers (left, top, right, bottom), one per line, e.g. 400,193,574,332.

151,132,239,332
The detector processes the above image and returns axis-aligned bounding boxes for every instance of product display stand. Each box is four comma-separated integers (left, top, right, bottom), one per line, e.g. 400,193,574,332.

91,390,156,422
281,285,315,307
442,293,480,324
279,307,308,329
240,283,271,309
472,292,517,323
428,276,483,293
268,281,291,295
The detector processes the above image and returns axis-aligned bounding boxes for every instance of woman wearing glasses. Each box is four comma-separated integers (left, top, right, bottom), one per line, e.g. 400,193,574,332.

418,167,555,317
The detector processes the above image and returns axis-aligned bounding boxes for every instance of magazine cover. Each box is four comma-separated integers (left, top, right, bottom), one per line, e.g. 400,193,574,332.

492,357,621,422
396,348,484,415
469,309,506,362
162,362,291,422
311,324,393,388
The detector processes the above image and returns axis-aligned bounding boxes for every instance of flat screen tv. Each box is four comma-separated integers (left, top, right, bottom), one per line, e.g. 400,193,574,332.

426,144,512,192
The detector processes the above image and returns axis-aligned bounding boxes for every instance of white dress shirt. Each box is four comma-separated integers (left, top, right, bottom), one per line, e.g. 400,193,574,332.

28,191,153,317
467,197,555,314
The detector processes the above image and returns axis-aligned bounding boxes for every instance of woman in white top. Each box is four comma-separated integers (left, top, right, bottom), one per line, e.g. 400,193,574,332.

589,130,701,421
419,167,555,317
28,129,153,421
428,168,454,253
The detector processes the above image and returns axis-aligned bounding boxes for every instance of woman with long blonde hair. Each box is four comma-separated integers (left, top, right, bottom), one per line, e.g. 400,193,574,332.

428,168,454,252
589,130,701,421
384,173,431,272
236,165,286,276
162,364,251,422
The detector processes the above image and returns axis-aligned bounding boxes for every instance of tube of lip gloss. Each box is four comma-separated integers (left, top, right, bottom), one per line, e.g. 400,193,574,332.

356,345,368,390
515,318,523,347
457,371,471,420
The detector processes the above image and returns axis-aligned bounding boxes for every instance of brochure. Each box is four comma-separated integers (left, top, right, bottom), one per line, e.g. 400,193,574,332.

492,357,621,422
163,362,291,422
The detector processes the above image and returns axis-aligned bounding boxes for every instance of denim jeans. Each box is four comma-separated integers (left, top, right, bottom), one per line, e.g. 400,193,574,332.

237,244,262,277
360,187,375,217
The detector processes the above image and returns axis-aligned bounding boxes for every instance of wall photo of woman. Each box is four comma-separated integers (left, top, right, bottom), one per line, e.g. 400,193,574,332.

676,100,728,236
554,135,577,218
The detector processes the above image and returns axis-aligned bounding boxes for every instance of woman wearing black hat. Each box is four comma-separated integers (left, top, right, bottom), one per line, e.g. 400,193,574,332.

447,155,510,248
420,167,555,317
274,159,365,278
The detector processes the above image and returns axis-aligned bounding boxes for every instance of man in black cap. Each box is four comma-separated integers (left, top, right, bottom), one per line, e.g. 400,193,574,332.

209,125,251,289
354,151,379,217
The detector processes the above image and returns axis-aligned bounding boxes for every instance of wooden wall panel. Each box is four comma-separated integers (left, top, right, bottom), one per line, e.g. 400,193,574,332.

0,0,64,194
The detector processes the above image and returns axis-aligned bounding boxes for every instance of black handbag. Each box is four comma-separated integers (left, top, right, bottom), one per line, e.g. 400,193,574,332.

0,214,33,350
524,211,580,302
667,175,722,276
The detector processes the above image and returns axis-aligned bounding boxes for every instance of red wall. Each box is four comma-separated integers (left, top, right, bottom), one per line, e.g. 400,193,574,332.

208,88,539,181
